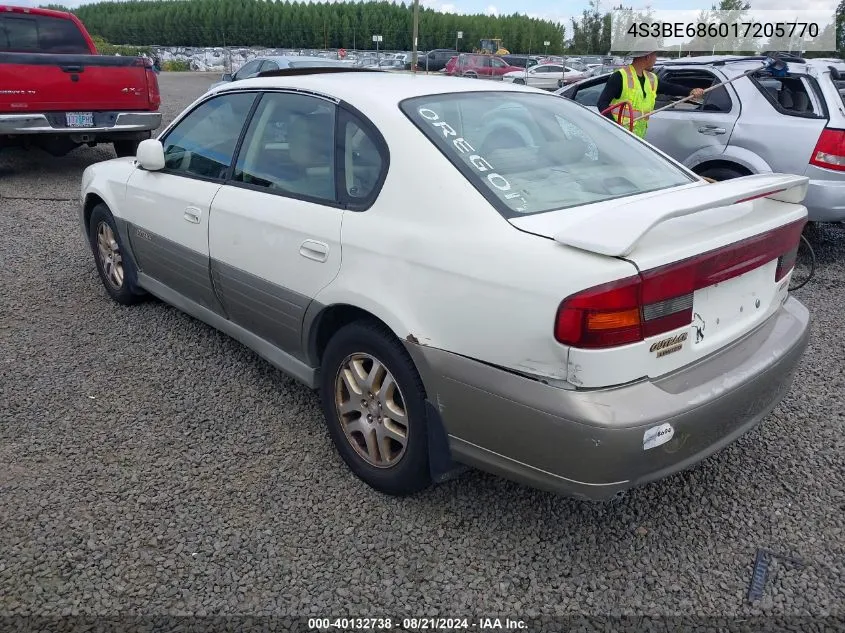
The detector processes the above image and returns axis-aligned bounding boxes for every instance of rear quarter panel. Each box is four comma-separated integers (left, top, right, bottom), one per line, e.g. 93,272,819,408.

728,76,827,176
311,100,639,382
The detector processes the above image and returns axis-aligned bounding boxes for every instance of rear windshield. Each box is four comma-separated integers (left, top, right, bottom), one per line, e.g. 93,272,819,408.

0,14,89,54
400,91,695,218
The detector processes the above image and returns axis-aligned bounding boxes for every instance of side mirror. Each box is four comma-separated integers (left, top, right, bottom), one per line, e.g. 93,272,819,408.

829,66,841,81
221,73,233,81
136,139,165,171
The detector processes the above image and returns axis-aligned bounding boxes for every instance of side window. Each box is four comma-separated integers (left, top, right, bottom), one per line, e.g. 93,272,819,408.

340,110,387,203
234,59,263,81
658,70,732,113
754,74,821,117
161,92,257,180
572,81,606,107
232,92,337,203
261,60,279,73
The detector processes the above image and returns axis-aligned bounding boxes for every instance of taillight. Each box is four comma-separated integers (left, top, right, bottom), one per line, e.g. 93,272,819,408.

554,218,806,349
145,67,161,110
809,128,845,171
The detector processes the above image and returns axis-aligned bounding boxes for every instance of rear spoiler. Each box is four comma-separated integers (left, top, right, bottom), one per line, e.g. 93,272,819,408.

552,173,809,257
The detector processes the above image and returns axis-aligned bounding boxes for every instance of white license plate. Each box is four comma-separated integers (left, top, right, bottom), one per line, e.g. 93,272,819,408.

66,112,94,127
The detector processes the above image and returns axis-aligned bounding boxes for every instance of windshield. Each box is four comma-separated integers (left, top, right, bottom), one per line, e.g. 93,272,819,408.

399,92,695,217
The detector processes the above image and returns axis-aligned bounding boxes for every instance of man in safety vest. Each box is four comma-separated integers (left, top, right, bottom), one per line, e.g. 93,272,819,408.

596,50,705,139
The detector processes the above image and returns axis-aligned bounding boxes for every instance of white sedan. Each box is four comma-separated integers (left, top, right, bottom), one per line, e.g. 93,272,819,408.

502,63,589,90
80,70,811,500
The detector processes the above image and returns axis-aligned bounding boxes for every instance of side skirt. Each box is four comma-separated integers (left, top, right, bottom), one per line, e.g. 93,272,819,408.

137,272,319,389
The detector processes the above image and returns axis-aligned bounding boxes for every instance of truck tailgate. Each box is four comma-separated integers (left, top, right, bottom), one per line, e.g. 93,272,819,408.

0,52,151,112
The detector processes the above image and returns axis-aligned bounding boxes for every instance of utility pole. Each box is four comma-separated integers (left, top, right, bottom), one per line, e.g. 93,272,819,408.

412,0,419,72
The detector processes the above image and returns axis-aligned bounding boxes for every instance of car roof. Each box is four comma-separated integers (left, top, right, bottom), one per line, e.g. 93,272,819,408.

656,54,845,77
212,71,541,106
258,55,350,66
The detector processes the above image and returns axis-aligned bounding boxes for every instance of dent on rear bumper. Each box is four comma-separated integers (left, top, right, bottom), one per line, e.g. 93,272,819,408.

404,297,810,500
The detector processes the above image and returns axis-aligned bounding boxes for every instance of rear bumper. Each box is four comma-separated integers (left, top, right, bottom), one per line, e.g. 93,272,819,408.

802,167,845,222
0,111,162,136
405,296,810,501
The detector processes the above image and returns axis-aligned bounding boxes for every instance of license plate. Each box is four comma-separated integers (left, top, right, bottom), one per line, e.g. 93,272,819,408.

66,112,94,127
690,260,778,351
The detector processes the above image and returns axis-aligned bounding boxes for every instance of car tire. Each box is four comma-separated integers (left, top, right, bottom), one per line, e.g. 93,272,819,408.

88,204,147,305
697,166,747,181
113,140,140,158
514,78,525,84
319,320,432,496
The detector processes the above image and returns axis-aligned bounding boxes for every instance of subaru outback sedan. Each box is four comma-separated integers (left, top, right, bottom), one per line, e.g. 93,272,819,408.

80,70,811,500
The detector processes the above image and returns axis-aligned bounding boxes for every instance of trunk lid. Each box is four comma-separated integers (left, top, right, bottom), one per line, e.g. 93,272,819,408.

511,173,810,388
0,52,152,112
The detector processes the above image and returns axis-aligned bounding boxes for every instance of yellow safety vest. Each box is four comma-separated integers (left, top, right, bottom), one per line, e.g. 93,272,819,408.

609,65,658,139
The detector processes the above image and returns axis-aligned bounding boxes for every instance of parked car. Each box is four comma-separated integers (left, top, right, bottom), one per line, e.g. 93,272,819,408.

80,71,810,500
500,54,543,69
446,53,523,79
210,55,353,89
556,55,845,223
502,62,590,89
0,4,161,157
416,48,458,72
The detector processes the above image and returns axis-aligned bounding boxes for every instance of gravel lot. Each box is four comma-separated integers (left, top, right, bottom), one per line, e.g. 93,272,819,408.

1,71,844,625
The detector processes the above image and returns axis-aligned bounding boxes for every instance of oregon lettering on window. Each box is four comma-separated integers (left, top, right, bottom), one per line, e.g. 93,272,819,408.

417,107,529,212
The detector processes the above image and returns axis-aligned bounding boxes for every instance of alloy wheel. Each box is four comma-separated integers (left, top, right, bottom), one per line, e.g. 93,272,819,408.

96,222,124,289
334,352,409,468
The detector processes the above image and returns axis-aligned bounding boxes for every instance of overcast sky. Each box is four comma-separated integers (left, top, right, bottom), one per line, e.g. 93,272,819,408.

13,0,839,37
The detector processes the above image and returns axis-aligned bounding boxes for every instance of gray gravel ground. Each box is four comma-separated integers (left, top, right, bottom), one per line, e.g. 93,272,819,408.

1,72,844,625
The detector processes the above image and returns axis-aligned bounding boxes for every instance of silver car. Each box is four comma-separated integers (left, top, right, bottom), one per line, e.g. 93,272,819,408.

210,55,353,90
557,55,845,223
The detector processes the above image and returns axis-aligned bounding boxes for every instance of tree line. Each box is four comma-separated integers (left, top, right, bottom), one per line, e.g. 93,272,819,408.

49,0,568,54
42,0,844,57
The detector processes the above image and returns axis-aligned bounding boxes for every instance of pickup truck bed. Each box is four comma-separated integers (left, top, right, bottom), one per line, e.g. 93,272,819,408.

0,5,161,157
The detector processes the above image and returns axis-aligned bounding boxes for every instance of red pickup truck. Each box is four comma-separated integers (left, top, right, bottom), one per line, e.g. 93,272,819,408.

0,5,161,157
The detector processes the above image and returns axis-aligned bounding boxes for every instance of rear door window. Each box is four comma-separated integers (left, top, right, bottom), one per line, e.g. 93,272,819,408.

657,69,734,113
832,78,845,107
752,73,826,119
0,14,90,53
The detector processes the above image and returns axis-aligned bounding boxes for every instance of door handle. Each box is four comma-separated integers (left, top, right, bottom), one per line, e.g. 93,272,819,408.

183,206,202,224
299,240,329,262
698,125,726,135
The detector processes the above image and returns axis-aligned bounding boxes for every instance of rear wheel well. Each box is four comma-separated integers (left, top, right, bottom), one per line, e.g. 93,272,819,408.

83,194,106,231
309,304,397,366
308,304,461,483
692,160,753,178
